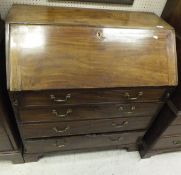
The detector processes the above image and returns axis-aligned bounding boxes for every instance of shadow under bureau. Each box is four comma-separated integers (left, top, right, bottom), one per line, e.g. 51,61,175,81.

6,4,178,162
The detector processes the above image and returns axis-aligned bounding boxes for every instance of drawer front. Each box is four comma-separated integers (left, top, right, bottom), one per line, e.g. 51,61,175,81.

153,135,181,150
17,88,167,108
21,117,152,139
9,25,174,91
162,125,181,136
24,131,145,153
19,102,162,123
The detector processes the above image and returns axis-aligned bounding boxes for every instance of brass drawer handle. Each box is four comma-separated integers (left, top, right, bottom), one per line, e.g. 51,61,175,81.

119,106,136,114
50,94,71,103
52,109,72,118
56,144,65,148
124,92,143,101
109,136,123,142
54,141,65,148
112,121,128,128
53,126,70,133
173,140,181,145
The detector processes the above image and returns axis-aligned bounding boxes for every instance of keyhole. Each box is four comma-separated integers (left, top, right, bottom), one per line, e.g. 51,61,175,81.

96,31,103,39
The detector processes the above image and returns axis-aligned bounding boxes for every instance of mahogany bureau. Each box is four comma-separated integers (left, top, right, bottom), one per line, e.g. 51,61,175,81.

6,5,178,162
0,17,23,163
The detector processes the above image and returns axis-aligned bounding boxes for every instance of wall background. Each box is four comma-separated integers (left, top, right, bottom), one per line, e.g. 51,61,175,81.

0,0,167,19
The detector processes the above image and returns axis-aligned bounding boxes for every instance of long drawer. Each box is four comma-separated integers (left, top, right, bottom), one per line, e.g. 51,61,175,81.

18,102,162,123
161,125,181,136
20,116,152,139
153,135,181,150
16,88,167,108
24,131,145,153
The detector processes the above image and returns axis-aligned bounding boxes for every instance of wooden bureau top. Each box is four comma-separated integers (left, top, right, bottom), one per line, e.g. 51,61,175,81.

6,5,178,91
7,4,172,29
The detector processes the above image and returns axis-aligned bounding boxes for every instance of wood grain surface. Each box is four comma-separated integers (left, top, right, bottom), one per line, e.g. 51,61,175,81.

20,116,152,139
7,5,172,28
24,131,144,153
9,24,177,90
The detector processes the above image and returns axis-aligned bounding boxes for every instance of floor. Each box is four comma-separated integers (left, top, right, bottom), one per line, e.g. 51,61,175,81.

1,150,181,175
